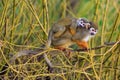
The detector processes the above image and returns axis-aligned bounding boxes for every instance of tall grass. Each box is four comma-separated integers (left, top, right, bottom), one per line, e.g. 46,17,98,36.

0,0,120,80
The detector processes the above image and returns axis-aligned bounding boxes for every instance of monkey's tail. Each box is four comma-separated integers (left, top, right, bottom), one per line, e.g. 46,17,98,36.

44,30,54,70
0,30,53,75
47,30,53,48
0,50,39,75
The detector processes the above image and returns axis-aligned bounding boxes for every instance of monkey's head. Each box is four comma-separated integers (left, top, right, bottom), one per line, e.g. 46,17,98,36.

77,18,89,27
73,19,98,42
88,21,98,37
77,18,98,37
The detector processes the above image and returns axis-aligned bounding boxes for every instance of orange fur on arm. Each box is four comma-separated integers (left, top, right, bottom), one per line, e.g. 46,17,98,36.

76,40,88,49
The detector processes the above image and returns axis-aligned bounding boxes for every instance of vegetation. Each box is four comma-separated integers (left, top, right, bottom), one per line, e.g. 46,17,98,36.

0,0,120,80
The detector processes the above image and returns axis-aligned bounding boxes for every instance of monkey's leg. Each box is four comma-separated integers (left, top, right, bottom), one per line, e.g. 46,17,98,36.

52,38,73,58
47,25,66,48
52,38,73,48
52,24,66,38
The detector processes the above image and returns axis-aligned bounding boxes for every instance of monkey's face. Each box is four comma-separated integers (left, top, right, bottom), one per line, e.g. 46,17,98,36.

88,21,98,37
76,18,98,41
89,27,98,37
77,18,89,27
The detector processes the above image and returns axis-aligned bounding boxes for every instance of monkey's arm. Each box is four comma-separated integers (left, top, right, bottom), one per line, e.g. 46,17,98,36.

75,40,88,49
51,24,66,38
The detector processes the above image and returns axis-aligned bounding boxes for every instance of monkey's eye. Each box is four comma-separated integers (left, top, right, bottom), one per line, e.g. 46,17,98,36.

92,29,95,31
92,29,97,32
82,23,85,26
90,28,96,32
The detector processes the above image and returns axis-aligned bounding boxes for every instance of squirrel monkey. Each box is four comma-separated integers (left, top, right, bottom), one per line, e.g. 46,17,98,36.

47,17,98,50
0,17,98,75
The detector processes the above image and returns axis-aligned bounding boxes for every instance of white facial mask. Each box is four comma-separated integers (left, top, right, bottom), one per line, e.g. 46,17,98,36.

89,27,97,36
77,18,89,27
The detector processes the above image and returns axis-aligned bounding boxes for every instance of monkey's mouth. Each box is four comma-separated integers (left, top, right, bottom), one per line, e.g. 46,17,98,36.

90,32,97,37
90,33,95,35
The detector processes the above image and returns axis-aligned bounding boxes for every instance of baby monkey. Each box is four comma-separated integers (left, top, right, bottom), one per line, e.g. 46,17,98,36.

47,17,98,50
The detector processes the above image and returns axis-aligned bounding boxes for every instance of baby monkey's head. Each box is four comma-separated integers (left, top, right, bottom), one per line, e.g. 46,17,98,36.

77,18,89,28
77,18,98,37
